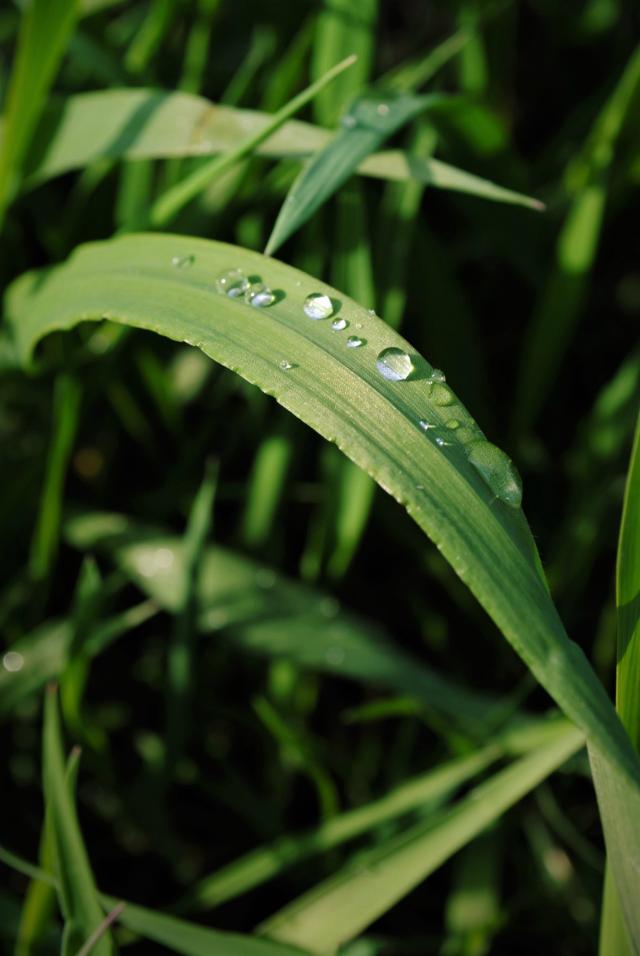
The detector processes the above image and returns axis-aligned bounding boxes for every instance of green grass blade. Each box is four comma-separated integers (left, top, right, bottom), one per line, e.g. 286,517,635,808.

42,689,113,956
148,55,357,227
311,0,377,126
180,744,500,910
380,30,469,92
7,233,640,946
28,373,82,582
599,413,640,955
0,0,78,221
264,92,445,256
240,423,294,549
63,510,502,728
15,91,541,211
259,723,584,953
0,846,306,956
166,462,217,769
514,43,640,431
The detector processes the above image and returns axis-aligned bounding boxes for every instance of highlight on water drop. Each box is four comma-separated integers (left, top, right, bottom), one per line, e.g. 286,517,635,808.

245,283,276,308
216,268,249,297
303,293,334,320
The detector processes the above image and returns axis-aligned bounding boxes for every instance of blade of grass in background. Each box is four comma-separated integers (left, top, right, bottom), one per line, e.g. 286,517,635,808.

311,0,378,126
259,723,584,953
148,55,357,227
13,91,543,210
514,44,640,433
0,0,78,223
0,846,308,956
240,421,295,550
264,91,446,256
6,233,640,949
599,413,640,955
166,462,216,771
43,688,114,956
28,373,82,583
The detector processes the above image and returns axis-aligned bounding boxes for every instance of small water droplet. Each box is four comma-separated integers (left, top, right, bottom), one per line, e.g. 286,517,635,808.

331,317,348,331
418,419,434,431
171,254,195,269
466,440,523,508
3,651,24,673
376,347,414,382
303,293,334,320
446,419,460,430
435,436,451,448
376,103,390,116
430,383,455,406
355,322,363,329
367,308,376,316
347,336,364,348
341,113,357,129
245,283,276,308
216,268,249,298
326,647,345,666
279,359,294,371
428,368,446,384
256,569,276,589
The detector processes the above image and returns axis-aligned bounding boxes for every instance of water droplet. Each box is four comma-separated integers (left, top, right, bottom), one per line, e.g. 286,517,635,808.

466,441,523,508
245,283,275,308
216,268,249,298
367,309,376,316
256,569,276,589
331,318,348,331
435,436,452,448
446,419,460,430
3,651,24,673
355,322,363,329
279,359,294,371
418,419,434,431
430,383,455,406
303,293,334,320
376,103,390,116
326,647,345,666
428,368,446,384
376,347,414,382
347,336,364,348
341,113,357,129
171,254,195,269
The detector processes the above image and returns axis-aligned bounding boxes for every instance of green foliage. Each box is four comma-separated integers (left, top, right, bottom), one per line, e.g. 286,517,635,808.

0,4,638,955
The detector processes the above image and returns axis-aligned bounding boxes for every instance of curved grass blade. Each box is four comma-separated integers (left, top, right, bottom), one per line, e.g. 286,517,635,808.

6,232,640,945
311,0,377,126
259,723,584,953
43,688,114,956
14,90,542,211
264,92,446,256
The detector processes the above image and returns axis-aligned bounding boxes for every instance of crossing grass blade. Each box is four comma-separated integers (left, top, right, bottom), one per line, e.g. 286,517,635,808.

42,688,114,956
259,722,584,953
0,0,78,222
264,92,446,255
12,91,543,210
5,232,640,948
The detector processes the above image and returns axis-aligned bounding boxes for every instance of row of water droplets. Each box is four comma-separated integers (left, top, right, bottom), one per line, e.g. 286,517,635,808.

177,257,522,508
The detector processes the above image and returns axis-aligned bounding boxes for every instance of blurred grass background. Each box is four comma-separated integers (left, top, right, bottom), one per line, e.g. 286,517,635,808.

1,1,639,953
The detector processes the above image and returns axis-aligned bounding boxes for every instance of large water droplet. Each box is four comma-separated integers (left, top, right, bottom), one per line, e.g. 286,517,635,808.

216,268,249,298
376,347,414,382
331,318,348,331
466,441,523,508
172,254,195,269
245,283,275,308
303,293,334,320
430,383,455,406
3,651,24,672
347,336,364,348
